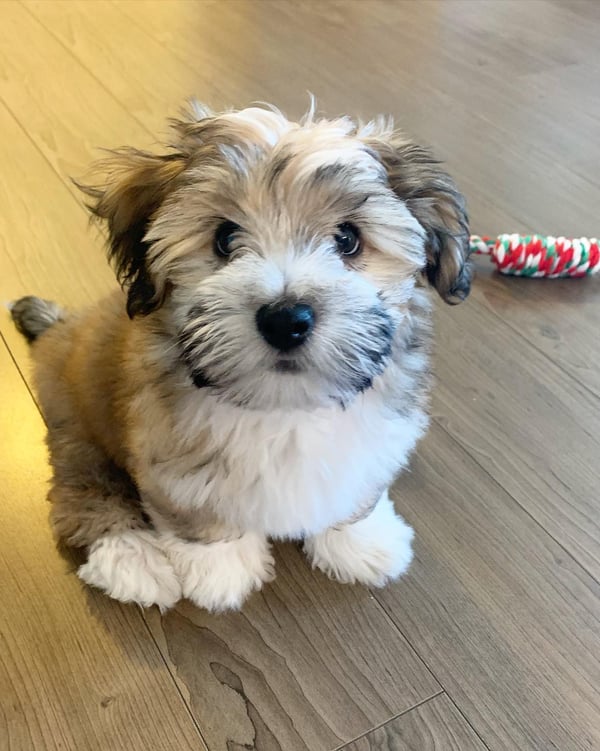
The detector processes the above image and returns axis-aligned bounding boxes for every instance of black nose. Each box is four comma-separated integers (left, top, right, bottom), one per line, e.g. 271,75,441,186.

256,303,315,352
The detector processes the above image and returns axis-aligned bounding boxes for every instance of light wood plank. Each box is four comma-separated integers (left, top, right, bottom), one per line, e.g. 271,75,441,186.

113,0,333,115
0,98,114,378
146,544,440,751
0,2,152,181
341,695,486,751
23,0,213,136
377,422,600,751
0,338,206,751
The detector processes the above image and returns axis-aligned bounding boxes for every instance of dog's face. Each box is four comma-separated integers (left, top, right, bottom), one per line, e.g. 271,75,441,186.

83,104,470,410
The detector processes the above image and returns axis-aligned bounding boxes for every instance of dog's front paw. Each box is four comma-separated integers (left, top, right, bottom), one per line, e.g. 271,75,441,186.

304,492,414,588
78,530,182,611
163,532,275,612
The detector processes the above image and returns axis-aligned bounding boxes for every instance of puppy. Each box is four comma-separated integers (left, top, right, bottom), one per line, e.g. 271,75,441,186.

11,102,470,612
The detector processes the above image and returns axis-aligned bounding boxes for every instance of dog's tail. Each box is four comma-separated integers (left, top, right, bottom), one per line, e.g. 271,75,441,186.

8,296,64,343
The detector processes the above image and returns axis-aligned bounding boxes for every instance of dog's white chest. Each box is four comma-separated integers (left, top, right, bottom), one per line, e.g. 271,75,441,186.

155,390,427,539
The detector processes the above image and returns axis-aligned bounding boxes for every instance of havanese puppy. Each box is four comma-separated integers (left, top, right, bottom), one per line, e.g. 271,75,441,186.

11,102,470,612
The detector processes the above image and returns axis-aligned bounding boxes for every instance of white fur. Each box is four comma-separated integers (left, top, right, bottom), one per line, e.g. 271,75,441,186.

137,385,428,541
78,529,182,611
161,532,275,612
304,491,414,587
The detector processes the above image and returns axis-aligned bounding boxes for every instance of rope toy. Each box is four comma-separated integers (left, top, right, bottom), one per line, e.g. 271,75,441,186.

470,234,600,277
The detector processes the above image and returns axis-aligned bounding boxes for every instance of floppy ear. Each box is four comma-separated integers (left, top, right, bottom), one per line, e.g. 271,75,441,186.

367,134,472,304
78,149,186,317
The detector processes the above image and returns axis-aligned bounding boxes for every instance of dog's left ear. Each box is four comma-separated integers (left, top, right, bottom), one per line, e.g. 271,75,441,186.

367,133,472,304
78,149,186,317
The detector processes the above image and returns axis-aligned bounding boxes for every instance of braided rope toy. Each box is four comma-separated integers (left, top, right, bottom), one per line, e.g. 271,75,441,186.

470,234,600,277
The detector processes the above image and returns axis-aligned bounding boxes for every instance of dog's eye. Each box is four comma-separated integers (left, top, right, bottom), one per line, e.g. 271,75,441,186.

214,221,241,257
334,223,362,257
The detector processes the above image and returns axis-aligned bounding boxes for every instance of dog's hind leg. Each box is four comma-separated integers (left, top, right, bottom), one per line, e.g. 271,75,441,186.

48,433,181,611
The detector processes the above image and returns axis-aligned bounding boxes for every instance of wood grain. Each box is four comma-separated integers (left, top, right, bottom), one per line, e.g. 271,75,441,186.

340,695,486,751
115,0,600,232
0,338,206,751
378,421,600,751
0,2,152,180
468,258,600,399
23,0,210,136
146,544,439,751
0,98,114,383
432,293,600,579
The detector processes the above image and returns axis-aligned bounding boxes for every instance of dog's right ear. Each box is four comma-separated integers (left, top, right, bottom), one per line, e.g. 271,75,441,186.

78,149,186,318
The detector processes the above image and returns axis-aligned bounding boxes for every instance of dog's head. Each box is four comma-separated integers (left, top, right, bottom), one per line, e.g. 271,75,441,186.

82,103,470,409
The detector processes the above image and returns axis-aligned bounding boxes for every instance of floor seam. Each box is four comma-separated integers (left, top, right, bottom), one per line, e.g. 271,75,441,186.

0,96,93,216
331,690,444,751
17,0,157,142
432,414,600,588
0,330,41,415
139,612,210,751
370,597,493,751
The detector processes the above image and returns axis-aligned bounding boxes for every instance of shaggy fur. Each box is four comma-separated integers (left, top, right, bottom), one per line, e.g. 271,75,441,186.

12,102,470,612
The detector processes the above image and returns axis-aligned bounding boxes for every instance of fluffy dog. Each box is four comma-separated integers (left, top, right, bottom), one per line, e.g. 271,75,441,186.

11,102,470,612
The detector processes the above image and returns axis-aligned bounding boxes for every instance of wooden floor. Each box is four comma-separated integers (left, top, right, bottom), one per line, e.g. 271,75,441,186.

1,1,599,749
